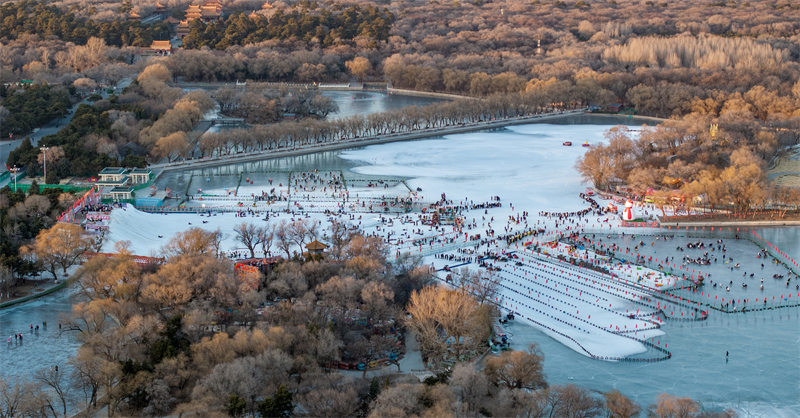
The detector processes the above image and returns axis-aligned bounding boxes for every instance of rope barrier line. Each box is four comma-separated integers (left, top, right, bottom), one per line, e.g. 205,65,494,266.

458,252,676,362
500,254,697,328
519,249,704,318
577,229,800,312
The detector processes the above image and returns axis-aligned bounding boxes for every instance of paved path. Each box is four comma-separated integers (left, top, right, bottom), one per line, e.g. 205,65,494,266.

152,110,587,173
0,78,133,179
768,171,800,179
338,330,429,380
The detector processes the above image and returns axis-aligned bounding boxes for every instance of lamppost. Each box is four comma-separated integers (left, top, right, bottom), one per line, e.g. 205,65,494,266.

40,146,49,183
9,165,19,192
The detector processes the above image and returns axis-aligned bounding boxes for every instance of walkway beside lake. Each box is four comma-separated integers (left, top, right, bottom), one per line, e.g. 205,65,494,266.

152,109,588,173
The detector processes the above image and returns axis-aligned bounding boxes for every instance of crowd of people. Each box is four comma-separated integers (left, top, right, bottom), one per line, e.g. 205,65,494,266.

80,203,124,214
539,193,604,220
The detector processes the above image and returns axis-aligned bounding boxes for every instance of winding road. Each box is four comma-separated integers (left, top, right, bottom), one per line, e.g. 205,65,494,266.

0,78,134,181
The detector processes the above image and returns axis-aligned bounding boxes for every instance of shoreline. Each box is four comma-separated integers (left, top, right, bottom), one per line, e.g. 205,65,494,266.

169,81,474,101
586,113,669,123
659,220,800,227
386,88,476,100
153,110,587,173
0,279,70,310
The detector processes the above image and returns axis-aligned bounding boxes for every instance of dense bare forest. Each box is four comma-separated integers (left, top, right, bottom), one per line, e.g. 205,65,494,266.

2,0,798,113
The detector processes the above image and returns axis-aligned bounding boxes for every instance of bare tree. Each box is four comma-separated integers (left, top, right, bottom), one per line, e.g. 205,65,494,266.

326,220,352,260
0,376,51,418
345,57,373,81
452,267,501,305
647,393,699,418
0,265,15,299
154,131,188,162
23,223,92,281
604,389,640,418
306,219,321,243
68,347,104,408
549,384,604,418
451,363,488,414
274,220,294,259
34,366,69,417
296,376,358,418
289,219,310,252
368,383,424,418
405,286,492,366
234,222,261,258
162,227,223,259
259,223,276,257
485,343,547,391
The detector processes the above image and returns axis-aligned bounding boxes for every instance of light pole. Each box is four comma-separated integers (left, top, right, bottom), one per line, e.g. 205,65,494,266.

40,146,49,183
9,165,19,192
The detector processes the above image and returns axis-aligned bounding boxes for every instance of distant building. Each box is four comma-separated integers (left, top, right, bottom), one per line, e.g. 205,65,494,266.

185,5,202,20
150,40,174,56
97,167,152,201
363,82,390,91
128,167,152,184
163,16,180,25
128,10,142,21
186,0,223,23
177,20,191,38
109,186,134,201
608,103,624,112
155,2,166,14
97,167,130,188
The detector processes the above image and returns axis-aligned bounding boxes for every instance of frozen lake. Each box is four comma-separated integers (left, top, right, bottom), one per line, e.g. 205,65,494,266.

506,231,800,416
3,116,799,416
0,286,86,414
207,90,447,134
321,90,447,120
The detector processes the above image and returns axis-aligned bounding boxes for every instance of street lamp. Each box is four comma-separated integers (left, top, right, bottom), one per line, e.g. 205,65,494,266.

9,165,19,192
39,147,49,183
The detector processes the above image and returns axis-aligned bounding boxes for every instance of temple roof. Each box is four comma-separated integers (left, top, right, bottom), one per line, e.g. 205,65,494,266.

305,240,328,250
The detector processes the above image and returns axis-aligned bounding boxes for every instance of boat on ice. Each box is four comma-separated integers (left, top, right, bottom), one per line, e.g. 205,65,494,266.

582,141,591,147
563,141,572,146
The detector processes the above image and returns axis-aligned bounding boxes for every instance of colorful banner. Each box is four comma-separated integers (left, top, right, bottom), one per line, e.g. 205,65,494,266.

58,186,99,223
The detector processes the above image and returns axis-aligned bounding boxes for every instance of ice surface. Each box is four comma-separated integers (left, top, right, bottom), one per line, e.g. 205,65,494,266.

594,233,800,311
5,121,798,416
0,287,85,415
338,124,604,213
321,91,447,120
